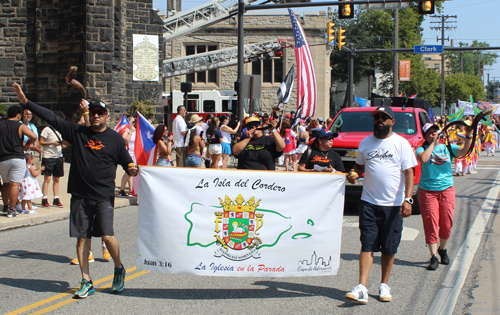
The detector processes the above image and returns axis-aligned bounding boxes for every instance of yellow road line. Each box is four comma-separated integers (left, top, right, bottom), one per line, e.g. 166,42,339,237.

5,266,138,315
30,270,150,315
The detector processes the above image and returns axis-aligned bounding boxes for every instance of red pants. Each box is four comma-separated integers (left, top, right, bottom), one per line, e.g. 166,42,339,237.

419,186,455,244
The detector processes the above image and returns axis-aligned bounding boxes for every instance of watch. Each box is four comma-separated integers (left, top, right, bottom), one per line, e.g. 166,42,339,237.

404,198,414,205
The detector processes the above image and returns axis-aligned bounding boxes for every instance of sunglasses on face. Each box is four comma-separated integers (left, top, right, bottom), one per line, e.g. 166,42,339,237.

90,109,107,116
373,114,391,121
320,136,334,140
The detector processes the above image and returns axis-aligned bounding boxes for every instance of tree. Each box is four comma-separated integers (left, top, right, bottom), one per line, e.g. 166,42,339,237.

486,80,500,102
446,41,498,76
329,2,456,106
130,99,156,123
445,73,485,103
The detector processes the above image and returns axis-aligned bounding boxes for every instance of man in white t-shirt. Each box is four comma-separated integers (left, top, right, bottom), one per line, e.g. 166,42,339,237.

345,106,418,304
172,105,187,167
40,111,67,208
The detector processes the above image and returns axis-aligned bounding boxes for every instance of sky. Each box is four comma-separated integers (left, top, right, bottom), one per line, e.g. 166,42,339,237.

152,0,500,85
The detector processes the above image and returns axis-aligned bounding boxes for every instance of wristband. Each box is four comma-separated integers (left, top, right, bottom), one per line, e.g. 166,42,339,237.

83,111,89,115
466,135,473,139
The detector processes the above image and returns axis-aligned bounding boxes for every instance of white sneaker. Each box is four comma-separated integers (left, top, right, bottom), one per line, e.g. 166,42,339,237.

32,205,38,209
345,284,368,303
379,283,392,302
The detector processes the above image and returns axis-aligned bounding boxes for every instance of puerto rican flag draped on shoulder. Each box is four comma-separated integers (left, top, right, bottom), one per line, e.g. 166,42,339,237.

114,113,131,135
134,112,157,166
288,9,316,118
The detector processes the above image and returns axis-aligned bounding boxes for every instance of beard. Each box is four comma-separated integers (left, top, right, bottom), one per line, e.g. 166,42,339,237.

374,123,391,138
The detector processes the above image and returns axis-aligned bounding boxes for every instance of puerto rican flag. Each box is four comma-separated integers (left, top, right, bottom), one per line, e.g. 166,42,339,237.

114,114,131,135
288,9,316,118
134,112,157,166
132,113,157,196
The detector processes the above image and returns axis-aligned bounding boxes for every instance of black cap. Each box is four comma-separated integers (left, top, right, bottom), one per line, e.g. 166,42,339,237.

88,101,108,113
371,106,394,119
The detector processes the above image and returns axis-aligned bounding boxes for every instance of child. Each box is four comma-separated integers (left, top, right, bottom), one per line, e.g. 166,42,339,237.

19,153,44,214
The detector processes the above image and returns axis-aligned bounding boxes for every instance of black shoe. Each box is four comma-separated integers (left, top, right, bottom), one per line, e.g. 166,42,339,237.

427,255,439,270
438,248,450,265
117,190,129,198
41,198,50,208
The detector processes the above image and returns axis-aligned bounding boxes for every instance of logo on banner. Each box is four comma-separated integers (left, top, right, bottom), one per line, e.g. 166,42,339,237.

214,194,264,261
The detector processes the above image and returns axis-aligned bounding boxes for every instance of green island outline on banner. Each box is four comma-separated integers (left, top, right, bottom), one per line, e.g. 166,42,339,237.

185,203,292,249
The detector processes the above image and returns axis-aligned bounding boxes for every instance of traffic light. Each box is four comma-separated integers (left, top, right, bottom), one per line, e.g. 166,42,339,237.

418,1,435,14
337,27,346,50
339,0,354,19
326,21,335,45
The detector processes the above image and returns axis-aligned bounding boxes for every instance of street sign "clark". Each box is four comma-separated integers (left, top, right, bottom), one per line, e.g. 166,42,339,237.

414,45,444,54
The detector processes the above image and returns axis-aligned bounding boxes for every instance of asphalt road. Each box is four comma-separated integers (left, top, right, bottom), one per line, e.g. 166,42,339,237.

1,158,499,315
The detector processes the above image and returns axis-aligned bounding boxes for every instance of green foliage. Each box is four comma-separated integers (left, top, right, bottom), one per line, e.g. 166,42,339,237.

446,41,498,76
129,99,156,124
486,80,500,102
0,103,6,115
445,73,485,103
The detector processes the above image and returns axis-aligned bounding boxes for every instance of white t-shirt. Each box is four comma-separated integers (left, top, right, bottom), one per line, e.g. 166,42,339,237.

128,131,136,163
41,126,63,158
356,133,418,206
173,115,187,148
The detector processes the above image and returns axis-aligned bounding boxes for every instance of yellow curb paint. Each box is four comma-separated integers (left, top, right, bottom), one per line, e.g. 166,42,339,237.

30,270,150,315
5,266,138,315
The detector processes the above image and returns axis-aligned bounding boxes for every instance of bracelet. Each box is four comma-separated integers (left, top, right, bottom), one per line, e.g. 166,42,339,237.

466,135,473,139
83,111,89,115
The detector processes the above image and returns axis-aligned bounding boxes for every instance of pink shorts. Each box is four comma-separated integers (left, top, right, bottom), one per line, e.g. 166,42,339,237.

418,186,455,244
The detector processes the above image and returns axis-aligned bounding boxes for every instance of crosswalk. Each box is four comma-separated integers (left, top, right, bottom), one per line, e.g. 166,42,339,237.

342,219,419,241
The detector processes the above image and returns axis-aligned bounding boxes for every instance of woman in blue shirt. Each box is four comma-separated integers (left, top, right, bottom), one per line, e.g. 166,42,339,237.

416,123,472,270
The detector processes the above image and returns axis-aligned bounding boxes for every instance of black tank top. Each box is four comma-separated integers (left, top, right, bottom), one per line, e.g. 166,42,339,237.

0,120,24,161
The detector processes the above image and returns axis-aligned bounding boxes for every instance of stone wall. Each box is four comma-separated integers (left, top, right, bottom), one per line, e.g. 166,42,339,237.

163,11,332,119
0,0,164,124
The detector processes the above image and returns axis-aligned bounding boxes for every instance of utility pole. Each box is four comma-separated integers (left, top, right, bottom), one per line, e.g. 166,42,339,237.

393,9,399,97
430,15,457,115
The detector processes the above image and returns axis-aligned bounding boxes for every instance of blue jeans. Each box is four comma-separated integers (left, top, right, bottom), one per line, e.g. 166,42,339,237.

185,154,202,167
156,158,172,167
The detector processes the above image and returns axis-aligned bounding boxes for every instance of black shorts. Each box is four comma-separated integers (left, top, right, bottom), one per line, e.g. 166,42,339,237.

358,200,403,255
41,157,64,177
69,197,115,238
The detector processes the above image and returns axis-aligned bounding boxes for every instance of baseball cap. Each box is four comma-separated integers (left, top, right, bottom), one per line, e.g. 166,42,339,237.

317,117,324,123
88,101,108,113
371,106,394,119
422,123,440,134
316,128,338,139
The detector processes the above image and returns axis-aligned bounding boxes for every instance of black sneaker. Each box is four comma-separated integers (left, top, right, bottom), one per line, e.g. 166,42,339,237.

53,198,63,208
3,207,14,218
41,198,50,208
438,248,450,265
117,190,129,198
427,255,439,270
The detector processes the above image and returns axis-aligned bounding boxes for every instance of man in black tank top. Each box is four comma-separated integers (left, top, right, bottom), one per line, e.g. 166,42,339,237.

0,105,38,218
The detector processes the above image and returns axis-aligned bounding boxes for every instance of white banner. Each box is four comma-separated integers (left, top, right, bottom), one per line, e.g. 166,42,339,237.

458,100,474,116
137,167,345,277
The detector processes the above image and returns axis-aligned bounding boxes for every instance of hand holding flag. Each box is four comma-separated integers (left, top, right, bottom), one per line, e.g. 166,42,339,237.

114,113,131,135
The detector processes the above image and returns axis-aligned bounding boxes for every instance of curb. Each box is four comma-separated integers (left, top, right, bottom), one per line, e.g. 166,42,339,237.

0,197,137,232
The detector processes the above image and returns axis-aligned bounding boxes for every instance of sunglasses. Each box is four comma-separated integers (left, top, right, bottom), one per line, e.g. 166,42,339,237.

373,114,391,121
90,109,107,116
320,136,334,140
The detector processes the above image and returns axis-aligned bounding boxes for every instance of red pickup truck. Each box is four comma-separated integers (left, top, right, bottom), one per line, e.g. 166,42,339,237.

328,106,433,214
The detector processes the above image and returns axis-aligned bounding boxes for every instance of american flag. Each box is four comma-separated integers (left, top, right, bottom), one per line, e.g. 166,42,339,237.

288,9,317,118
114,113,131,135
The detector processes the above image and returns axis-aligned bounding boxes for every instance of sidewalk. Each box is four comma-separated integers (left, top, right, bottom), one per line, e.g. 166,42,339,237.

0,158,136,231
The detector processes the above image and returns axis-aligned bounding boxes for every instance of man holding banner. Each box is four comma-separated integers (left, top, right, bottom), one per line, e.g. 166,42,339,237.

346,106,417,304
13,83,138,299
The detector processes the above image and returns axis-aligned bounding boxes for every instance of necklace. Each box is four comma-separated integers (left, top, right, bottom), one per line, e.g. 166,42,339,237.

319,149,329,158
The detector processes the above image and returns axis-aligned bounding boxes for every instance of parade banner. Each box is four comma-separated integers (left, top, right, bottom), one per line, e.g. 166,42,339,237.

137,167,345,277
